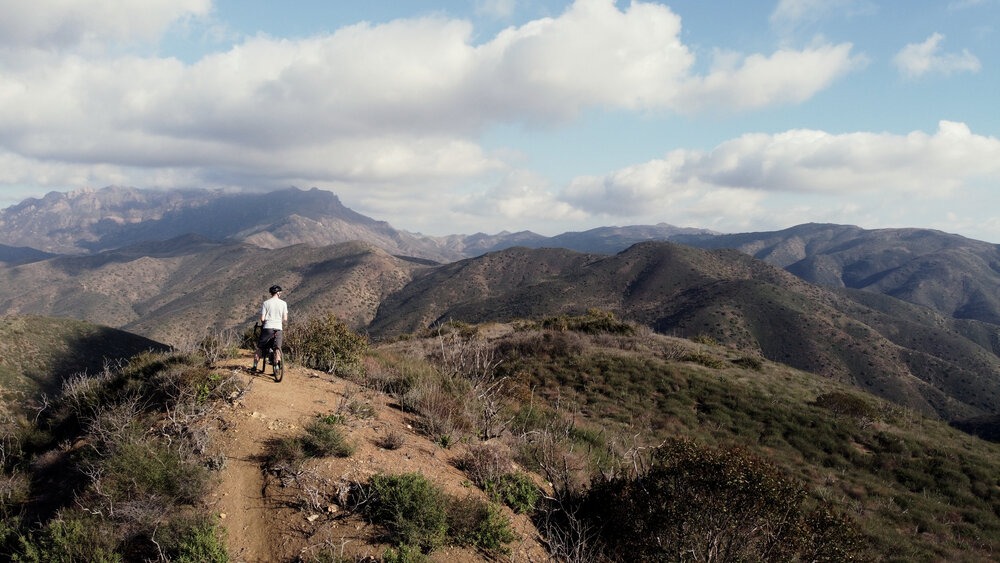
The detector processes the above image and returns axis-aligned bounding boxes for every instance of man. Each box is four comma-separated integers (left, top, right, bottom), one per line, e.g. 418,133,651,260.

253,285,288,373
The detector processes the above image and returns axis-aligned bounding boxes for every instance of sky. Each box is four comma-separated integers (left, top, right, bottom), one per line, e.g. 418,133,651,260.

0,0,998,241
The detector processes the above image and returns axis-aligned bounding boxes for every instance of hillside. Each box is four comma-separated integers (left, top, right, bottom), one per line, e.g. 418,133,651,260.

0,315,166,413
677,223,1000,326
5,317,1000,561
0,236,426,347
2,235,999,427
370,242,1000,423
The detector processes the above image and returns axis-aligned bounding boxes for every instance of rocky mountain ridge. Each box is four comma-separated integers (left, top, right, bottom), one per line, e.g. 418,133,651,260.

0,186,714,262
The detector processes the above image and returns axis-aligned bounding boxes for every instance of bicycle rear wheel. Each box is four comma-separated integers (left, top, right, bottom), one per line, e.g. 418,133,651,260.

273,353,283,382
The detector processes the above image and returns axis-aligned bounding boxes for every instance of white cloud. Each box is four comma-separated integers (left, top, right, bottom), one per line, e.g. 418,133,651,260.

893,33,981,78
0,0,211,51
0,0,861,198
464,170,587,222
561,121,1000,231
676,43,864,112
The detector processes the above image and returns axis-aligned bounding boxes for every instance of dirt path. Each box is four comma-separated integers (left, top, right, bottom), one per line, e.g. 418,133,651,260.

210,353,348,562
207,351,550,562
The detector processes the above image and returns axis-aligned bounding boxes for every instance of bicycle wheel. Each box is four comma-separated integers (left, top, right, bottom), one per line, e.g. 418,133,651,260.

273,357,284,382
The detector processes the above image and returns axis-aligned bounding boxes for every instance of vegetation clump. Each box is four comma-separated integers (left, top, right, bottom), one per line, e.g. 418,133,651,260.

266,412,355,469
0,351,238,561
579,438,865,561
363,472,515,556
457,443,541,514
539,309,637,335
284,313,369,375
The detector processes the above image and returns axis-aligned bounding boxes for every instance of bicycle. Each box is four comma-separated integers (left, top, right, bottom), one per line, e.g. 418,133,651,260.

253,322,284,382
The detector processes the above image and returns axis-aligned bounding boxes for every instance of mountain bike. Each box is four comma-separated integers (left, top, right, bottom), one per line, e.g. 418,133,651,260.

253,323,284,382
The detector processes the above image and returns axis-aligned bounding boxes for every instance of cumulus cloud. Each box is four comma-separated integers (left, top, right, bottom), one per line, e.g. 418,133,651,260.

0,0,862,233
0,0,210,51
893,33,981,78
0,0,859,158
676,43,863,112
560,121,1000,229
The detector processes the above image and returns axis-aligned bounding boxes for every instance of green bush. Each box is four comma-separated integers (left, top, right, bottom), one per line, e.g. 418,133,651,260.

265,415,354,469
446,496,515,552
363,472,519,555
540,309,636,336
285,313,369,375
485,472,541,514
382,544,429,563
366,473,449,553
302,416,355,458
732,355,764,370
15,513,121,563
160,515,229,563
99,438,209,505
580,438,866,561
680,351,725,369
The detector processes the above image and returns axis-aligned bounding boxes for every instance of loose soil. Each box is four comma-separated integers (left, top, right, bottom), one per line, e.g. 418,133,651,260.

207,351,549,562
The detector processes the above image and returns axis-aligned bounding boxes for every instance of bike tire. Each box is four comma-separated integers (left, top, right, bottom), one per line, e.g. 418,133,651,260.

274,359,283,382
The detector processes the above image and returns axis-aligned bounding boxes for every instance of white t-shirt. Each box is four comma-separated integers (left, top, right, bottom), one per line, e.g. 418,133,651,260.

261,296,288,330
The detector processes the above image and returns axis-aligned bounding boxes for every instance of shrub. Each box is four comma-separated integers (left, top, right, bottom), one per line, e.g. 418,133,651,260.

197,327,241,365
302,416,355,458
15,512,121,563
265,436,306,469
98,438,209,505
447,496,516,552
363,471,518,555
365,473,449,553
732,355,764,370
159,515,228,563
382,544,429,563
680,350,725,369
580,438,865,561
813,391,879,421
285,314,369,375
541,310,636,336
485,472,541,514
376,431,405,451
457,443,511,488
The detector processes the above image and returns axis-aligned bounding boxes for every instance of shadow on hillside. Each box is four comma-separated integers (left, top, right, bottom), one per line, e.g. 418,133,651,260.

30,327,169,394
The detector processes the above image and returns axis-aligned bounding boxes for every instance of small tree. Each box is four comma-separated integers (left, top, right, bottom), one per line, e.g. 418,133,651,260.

284,313,368,375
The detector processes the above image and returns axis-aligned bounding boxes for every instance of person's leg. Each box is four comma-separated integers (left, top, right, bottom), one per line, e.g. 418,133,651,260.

273,330,283,364
255,330,271,372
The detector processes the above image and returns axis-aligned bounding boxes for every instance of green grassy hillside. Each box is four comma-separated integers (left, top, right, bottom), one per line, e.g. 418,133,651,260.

368,315,1000,561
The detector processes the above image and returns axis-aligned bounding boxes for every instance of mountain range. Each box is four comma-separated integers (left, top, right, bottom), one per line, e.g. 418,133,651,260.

0,186,713,262
1,186,999,432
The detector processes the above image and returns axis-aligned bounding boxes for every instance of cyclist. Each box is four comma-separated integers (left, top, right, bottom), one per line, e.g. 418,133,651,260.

253,285,288,373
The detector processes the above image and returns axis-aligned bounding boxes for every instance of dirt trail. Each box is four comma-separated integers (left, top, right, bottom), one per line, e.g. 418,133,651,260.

210,354,349,562
207,352,550,562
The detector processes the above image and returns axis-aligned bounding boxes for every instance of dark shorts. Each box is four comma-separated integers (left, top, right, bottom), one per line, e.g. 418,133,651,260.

258,328,282,352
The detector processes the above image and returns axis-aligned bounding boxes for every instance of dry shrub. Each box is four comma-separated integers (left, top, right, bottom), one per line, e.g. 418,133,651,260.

376,431,405,451
456,442,513,488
